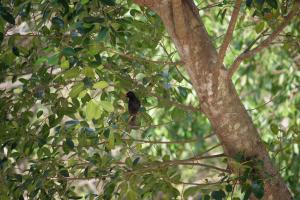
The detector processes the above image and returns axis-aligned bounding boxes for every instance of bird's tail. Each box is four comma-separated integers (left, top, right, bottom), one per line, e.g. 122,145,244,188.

129,115,139,129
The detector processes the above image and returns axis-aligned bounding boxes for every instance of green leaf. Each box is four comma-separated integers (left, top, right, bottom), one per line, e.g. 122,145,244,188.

0,8,15,25
59,169,69,177
81,0,90,4
270,124,279,134
48,53,60,65
100,101,114,112
125,157,132,167
100,0,116,6
52,17,64,28
57,0,69,14
133,157,140,166
93,81,109,89
83,16,104,24
246,0,253,7
255,22,265,33
183,186,199,199
60,57,69,69
141,112,152,124
97,27,109,41
83,67,95,78
204,195,210,200
255,0,265,5
62,47,75,57
251,182,264,199
37,110,43,118
12,47,19,56
266,0,278,9
211,190,226,200
0,32,3,44
126,190,137,200
86,100,101,120
66,138,75,149
242,184,252,200
226,184,233,193
63,68,80,79
69,83,85,98
35,57,48,65
108,132,115,149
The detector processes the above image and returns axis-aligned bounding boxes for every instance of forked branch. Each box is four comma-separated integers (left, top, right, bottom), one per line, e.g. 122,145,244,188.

217,0,242,67
228,4,300,78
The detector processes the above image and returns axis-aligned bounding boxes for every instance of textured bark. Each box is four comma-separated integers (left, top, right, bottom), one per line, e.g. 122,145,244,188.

134,0,292,199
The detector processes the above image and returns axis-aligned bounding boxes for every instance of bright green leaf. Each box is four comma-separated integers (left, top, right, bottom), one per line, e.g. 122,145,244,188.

86,100,98,120
81,0,89,4
60,56,69,69
108,132,115,149
69,83,85,98
63,68,80,79
93,81,109,89
255,21,265,34
83,67,95,78
100,101,114,112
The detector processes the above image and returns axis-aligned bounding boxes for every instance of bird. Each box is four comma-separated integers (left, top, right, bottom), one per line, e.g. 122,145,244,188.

126,91,141,127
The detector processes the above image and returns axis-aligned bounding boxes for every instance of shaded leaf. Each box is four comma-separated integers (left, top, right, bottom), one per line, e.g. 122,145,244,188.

0,8,15,25
266,0,278,9
100,0,116,6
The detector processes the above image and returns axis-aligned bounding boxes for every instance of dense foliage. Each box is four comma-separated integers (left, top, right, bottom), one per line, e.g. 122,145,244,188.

0,0,299,199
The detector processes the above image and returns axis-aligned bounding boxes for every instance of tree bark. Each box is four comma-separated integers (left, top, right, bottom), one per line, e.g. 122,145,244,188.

133,0,292,199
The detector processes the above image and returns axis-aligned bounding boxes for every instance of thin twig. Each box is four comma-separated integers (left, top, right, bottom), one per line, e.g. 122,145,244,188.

243,28,269,53
123,138,198,144
173,162,229,173
228,4,300,78
49,176,109,181
217,0,242,67
172,180,223,186
151,92,200,112
159,42,192,84
118,51,183,66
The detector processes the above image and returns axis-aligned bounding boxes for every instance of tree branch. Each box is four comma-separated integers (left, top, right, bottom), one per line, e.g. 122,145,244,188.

228,4,300,78
217,0,242,67
126,133,215,144
150,92,200,112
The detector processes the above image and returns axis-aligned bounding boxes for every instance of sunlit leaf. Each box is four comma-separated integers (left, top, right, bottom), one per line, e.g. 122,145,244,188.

100,101,114,112
93,81,109,89
69,83,85,98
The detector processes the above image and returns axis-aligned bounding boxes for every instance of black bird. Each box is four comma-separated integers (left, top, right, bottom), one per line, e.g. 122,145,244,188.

126,91,141,127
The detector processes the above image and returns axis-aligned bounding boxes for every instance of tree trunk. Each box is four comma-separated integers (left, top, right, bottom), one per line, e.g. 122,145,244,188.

133,0,292,199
